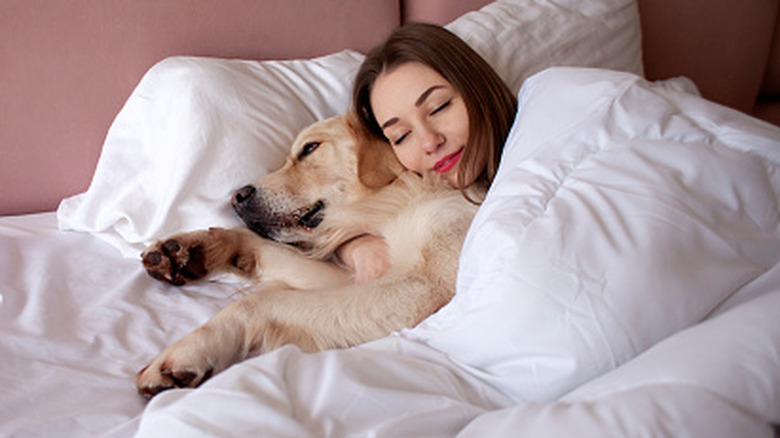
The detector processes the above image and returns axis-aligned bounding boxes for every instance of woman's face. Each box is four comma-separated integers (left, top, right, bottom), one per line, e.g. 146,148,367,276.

370,62,475,188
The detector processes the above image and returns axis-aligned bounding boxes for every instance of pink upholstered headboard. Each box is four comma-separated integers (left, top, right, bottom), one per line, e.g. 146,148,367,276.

1,0,778,216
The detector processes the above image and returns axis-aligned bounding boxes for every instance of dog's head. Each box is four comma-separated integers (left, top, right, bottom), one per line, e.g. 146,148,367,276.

232,113,403,245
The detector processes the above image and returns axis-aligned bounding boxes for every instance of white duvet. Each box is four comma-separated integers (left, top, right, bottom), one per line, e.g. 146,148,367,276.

2,67,779,437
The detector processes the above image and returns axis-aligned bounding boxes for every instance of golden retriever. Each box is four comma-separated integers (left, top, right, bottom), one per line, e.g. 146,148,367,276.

135,113,481,398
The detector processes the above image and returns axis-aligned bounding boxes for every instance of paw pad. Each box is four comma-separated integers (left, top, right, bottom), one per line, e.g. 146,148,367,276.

142,238,208,285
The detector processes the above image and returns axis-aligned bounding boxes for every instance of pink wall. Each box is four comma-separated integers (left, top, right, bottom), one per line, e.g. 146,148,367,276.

401,0,492,24
637,0,778,114
0,0,399,215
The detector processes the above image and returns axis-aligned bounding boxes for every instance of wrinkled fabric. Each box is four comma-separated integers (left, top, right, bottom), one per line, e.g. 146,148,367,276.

57,51,363,258
408,67,780,403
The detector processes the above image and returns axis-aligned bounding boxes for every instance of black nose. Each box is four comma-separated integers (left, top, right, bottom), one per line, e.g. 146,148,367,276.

232,185,256,207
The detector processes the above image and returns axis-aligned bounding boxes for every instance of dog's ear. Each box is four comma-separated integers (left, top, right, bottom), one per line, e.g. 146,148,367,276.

348,112,405,188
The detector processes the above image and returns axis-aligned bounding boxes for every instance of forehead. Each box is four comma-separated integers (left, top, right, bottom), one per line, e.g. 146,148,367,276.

370,63,451,118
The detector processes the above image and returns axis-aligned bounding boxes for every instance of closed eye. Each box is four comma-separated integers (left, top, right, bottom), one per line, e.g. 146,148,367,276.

392,100,451,146
297,141,321,160
392,133,409,146
431,100,451,115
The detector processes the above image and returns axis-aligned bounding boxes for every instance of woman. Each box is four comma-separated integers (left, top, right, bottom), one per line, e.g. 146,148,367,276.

339,22,517,282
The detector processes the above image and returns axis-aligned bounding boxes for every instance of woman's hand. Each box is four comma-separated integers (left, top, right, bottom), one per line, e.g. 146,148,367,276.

337,234,390,284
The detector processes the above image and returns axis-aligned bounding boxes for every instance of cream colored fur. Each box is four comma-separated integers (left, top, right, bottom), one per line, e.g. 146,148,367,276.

135,114,481,399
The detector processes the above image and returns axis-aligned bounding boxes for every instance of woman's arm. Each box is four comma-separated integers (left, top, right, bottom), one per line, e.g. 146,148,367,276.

336,234,390,284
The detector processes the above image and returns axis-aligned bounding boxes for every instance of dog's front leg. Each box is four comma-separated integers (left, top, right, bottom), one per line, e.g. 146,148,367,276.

253,274,450,353
141,227,351,288
136,274,446,398
141,227,262,285
136,293,260,399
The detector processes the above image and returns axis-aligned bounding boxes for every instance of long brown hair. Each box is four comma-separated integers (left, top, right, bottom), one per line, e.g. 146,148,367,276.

353,23,517,196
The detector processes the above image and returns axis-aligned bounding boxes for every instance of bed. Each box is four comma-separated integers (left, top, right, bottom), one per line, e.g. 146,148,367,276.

2,0,779,436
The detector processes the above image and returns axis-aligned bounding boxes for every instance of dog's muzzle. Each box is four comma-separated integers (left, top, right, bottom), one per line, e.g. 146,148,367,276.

232,185,269,237
298,200,325,229
231,185,326,240
232,185,257,210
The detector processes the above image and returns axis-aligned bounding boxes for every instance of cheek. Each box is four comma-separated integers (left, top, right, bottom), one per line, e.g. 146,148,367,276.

454,106,470,142
393,147,421,173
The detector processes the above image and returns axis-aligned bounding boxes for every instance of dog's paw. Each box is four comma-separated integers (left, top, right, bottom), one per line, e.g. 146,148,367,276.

142,234,209,285
136,345,215,399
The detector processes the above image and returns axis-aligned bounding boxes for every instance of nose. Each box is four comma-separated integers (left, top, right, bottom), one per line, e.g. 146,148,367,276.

232,185,256,208
418,123,444,154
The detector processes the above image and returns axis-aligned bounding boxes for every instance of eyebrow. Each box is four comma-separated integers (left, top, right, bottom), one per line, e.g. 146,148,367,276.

415,85,444,107
380,85,446,130
381,117,399,130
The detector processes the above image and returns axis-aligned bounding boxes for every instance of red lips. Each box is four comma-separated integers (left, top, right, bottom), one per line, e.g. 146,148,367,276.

433,148,464,174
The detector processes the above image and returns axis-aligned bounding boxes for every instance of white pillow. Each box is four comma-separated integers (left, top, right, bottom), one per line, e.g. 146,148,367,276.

446,0,644,94
57,51,364,257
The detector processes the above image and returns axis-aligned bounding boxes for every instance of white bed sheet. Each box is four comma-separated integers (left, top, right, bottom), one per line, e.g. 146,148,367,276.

0,213,240,437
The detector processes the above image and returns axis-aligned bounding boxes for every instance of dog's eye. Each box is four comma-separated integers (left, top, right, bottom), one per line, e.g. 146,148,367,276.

297,141,322,160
